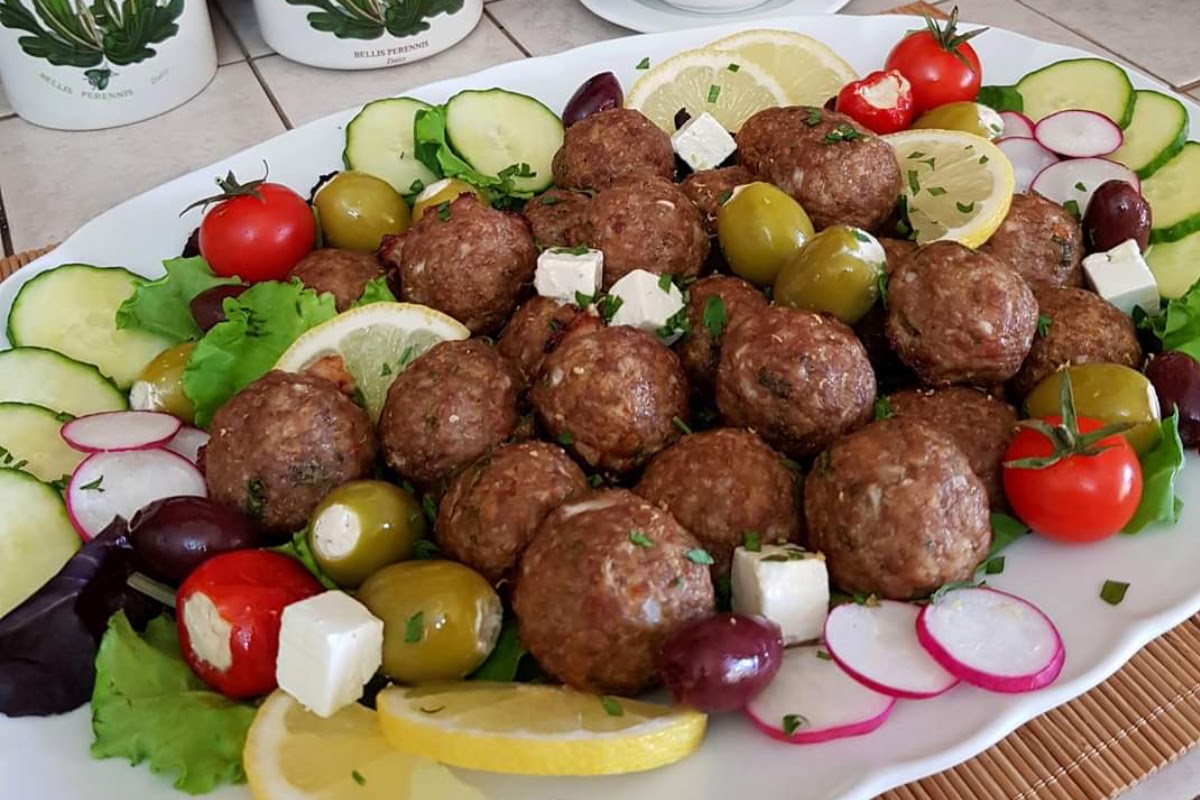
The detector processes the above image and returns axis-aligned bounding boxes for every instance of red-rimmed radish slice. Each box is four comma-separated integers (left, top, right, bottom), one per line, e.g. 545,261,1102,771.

66,450,206,540
996,137,1059,194
61,411,182,453
1034,110,1123,158
916,587,1064,694
999,110,1035,139
823,600,959,699
1030,158,1139,214
744,644,896,744
165,426,210,465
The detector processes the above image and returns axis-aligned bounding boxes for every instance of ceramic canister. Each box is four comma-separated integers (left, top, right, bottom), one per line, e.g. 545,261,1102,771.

0,0,217,131
253,0,483,70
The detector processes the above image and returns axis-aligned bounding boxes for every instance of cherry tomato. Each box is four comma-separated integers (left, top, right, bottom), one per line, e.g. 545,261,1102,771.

884,8,984,114
835,69,915,135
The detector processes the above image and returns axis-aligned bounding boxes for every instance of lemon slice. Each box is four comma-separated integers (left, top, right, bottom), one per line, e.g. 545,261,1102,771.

275,302,469,421
626,49,787,133
377,682,707,776
883,129,1016,249
243,691,483,800
708,29,858,107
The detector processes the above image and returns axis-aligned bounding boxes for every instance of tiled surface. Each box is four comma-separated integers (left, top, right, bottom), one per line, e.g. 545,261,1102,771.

488,0,630,56
0,81,10,121
214,0,273,59
923,0,1129,64
212,7,246,66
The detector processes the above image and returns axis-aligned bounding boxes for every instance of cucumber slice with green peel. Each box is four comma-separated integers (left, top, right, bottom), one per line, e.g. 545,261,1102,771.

0,403,83,484
344,97,439,196
1143,142,1200,244
0,467,80,618
1015,58,1135,127
1109,90,1188,178
7,264,172,389
444,89,564,194
0,348,127,416
1148,231,1200,299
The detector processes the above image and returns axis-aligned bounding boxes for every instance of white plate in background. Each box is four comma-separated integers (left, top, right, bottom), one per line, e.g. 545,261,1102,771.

578,0,853,33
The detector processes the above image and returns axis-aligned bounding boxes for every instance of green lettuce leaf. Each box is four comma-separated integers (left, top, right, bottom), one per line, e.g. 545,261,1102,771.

412,106,536,204
115,257,241,343
1124,413,1186,534
1155,286,1200,360
90,612,256,795
268,530,338,589
988,512,1030,559
469,617,529,682
353,275,397,307
976,85,1024,113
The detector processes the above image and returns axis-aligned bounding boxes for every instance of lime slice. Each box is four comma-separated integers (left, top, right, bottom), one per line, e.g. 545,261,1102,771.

708,29,858,107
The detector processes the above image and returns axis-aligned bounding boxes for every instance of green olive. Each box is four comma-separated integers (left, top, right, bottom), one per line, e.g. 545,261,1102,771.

313,170,411,252
911,101,1005,140
1025,363,1163,456
129,341,196,424
307,480,426,588
411,178,488,222
357,560,502,684
717,182,815,287
773,226,886,324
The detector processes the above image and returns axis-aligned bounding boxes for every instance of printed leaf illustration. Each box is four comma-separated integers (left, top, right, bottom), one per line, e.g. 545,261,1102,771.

0,0,104,67
385,0,464,38
92,0,185,66
284,0,465,41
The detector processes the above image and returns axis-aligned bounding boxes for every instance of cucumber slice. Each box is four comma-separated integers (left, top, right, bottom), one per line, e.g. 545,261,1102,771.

0,403,83,484
7,264,172,389
344,97,439,196
1144,142,1200,244
1148,231,1200,299
1016,58,1135,127
0,347,127,416
444,89,563,194
1109,90,1188,179
0,467,79,618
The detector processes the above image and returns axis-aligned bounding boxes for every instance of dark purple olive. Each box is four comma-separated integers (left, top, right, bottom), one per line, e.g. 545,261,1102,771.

129,496,262,584
190,284,246,333
659,613,784,712
1083,179,1152,254
181,227,201,258
673,107,692,131
1145,351,1200,448
562,72,623,128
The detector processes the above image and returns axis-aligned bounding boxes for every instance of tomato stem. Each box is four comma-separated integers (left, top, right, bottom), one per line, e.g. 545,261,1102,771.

179,162,271,216
1004,373,1134,470
924,5,988,68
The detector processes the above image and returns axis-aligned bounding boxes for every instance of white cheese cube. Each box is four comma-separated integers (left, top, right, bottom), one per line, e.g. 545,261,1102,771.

731,544,829,645
608,268,687,344
1082,238,1159,316
535,247,604,304
276,591,383,718
671,112,737,173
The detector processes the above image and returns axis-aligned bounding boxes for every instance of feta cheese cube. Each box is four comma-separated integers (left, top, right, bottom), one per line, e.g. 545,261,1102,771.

608,268,686,344
276,591,383,718
731,544,829,645
1082,238,1159,316
535,247,604,304
671,112,737,173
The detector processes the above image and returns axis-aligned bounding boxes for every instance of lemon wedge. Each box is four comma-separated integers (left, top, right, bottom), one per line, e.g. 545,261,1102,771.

708,29,858,107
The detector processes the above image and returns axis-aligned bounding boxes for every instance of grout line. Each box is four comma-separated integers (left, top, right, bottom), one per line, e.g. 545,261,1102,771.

1181,79,1200,94
484,7,533,58
0,182,13,258
246,57,294,131
210,0,254,63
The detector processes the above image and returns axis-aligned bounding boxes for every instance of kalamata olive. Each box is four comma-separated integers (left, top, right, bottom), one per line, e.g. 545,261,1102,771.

659,613,784,712
563,72,623,128
190,284,246,333
129,496,262,584
1146,351,1200,448
1083,179,1152,254
674,107,692,131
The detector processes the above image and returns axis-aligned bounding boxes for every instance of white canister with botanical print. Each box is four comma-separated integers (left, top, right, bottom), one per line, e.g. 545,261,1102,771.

0,0,217,131
253,0,483,70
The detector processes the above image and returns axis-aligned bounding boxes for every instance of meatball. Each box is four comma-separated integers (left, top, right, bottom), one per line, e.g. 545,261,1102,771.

1010,286,1143,400
879,237,917,274
495,296,603,384
636,429,801,573
522,188,591,249
680,165,754,235
378,196,536,335
737,106,902,231
205,371,376,536
287,248,384,312
886,241,1038,386
675,275,768,395
981,193,1084,291
531,326,689,474
888,386,1018,509
552,108,674,191
436,442,588,584
377,339,522,487
805,418,991,600
716,306,875,459
587,177,709,288
513,489,714,694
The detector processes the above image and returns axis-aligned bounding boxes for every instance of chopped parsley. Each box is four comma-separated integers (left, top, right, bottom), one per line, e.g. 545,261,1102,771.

80,475,105,492
907,151,927,159
656,307,692,340
873,396,894,421
669,576,684,589
408,179,425,195
1063,199,1081,221
851,229,871,243
717,188,734,206
707,84,721,103
876,269,889,306
574,291,595,308
979,155,989,164
727,63,740,72
815,650,832,661
499,162,536,181
760,546,815,563
983,556,1006,575
629,530,654,548
744,531,762,552
596,294,624,323
404,612,425,644
1037,314,1053,338
930,580,980,603
413,539,441,560
636,57,650,70
702,295,727,339
588,474,605,488
380,362,393,377
782,714,808,736
821,124,862,144
422,495,438,524
557,430,576,446
1101,579,1130,606
672,416,693,435
351,770,366,786
245,478,265,519
540,194,562,206
927,186,947,196
956,200,976,214
436,201,452,222
804,108,823,127
685,548,714,565
1074,181,1087,192
554,245,591,256
658,273,674,292
419,705,446,714
907,169,921,195
600,696,624,716
398,344,417,368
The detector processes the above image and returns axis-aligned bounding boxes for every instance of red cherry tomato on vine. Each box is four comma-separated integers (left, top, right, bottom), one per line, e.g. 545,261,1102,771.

835,69,916,134
884,8,984,114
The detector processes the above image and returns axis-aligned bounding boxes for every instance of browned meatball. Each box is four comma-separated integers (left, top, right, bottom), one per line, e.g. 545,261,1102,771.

495,296,603,384
805,418,991,600
879,237,917,274
436,442,588,584
378,196,536,335
377,340,522,487
552,108,674,192
205,371,376,536
587,177,709,289
888,387,1018,509
676,275,768,395
531,326,689,474
887,241,1038,386
513,489,714,694
1009,286,1143,400
522,189,591,249
737,106,902,231
287,248,384,312
680,165,755,235
981,193,1084,291
716,306,875,459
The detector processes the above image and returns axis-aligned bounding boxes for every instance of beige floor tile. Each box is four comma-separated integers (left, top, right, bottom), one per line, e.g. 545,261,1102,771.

212,3,246,65
0,63,285,253
841,0,926,13
488,0,632,56
929,0,1130,66
215,0,274,59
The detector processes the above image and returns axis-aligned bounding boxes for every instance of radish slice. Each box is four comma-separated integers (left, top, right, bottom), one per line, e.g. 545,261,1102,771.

745,645,896,744
999,110,1035,139
67,450,206,540
61,411,182,453
165,426,210,465
1034,109,1123,158
996,137,1059,194
916,587,1065,694
824,600,959,699
1030,157,1140,215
